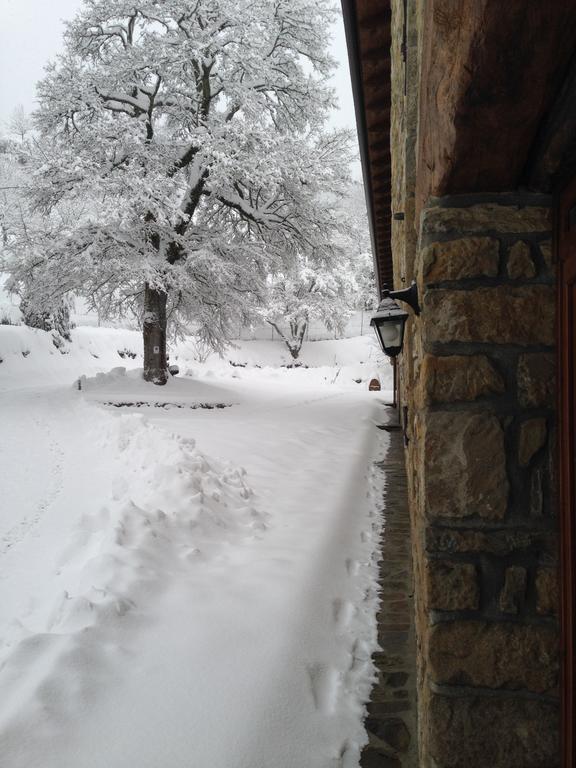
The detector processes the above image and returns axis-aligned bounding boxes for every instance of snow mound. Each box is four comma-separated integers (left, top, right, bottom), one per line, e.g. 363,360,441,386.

79,366,239,408
0,414,266,761
77,366,143,391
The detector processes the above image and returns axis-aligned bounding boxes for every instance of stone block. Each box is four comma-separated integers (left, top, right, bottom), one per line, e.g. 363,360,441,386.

428,621,558,693
422,237,499,282
365,716,411,753
539,240,553,269
424,413,508,519
421,204,552,236
425,527,557,559
519,418,547,466
426,559,479,611
530,467,544,517
498,566,527,614
360,749,402,768
423,286,555,346
507,241,536,279
536,568,559,616
418,354,504,405
427,693,559,768
517,353,555,407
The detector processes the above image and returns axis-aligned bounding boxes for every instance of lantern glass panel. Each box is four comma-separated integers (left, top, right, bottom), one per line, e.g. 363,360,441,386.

378,320,403,348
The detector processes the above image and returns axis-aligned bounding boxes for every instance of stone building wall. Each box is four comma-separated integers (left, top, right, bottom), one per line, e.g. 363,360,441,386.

406,196,560,767
389,2,561,766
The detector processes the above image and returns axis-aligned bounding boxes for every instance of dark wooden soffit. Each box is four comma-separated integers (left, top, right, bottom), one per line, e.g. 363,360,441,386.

341,0,392,294
527,48,576,193
417,0,576,210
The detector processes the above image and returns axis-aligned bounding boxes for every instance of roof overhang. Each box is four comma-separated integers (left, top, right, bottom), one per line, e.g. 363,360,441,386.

342,1,576,297
416,1,576,208
341,0,392,295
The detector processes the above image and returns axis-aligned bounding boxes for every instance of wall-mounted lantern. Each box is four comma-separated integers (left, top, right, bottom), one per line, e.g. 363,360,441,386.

370,282,420,358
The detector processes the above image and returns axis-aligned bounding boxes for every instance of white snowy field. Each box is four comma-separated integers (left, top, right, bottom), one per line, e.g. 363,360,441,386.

0,324,393,768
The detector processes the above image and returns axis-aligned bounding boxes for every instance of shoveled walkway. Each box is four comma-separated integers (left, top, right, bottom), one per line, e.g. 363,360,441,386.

361,410,418,767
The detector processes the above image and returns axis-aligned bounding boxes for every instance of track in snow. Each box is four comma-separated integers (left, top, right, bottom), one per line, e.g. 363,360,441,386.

1,412,64,556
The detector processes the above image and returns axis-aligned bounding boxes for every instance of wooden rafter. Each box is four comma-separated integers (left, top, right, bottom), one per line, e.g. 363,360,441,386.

341,0,393,295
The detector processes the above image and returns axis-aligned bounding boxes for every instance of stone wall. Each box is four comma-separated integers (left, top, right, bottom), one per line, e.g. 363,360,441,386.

387,3,561,764
402,196,559,767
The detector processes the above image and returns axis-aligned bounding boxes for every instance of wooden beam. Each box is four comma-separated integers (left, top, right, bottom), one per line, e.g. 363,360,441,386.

417,0,576,211
341,0,393,294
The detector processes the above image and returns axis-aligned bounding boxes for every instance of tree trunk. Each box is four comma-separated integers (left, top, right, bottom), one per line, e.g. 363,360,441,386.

288,320,307,359
143,283,168,385
288,344,300,359
266,319,307,360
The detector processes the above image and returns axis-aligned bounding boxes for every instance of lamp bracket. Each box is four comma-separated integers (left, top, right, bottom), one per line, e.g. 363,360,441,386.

381,281,420,316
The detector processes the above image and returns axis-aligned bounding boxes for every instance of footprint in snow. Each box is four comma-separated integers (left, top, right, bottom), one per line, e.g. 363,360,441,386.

346,651,371,680
182,547,204,562
307,663,341,714
360,583,379,604
345,558,360,577
334,740,361,768
332,598,355,631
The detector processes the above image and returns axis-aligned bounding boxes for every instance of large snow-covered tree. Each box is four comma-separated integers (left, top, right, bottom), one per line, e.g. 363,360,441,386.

9,0,352,383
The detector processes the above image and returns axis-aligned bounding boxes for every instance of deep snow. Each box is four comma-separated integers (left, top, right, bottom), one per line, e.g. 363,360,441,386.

0,324,393,768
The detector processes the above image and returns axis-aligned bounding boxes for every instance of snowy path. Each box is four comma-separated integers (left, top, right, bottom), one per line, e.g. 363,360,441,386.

0,388,121,641
0,390,65,555
0,372,387,768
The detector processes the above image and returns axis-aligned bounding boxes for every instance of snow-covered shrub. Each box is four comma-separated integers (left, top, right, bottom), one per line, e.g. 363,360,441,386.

117,348,137,360
20,296,72,342
188,337,213,365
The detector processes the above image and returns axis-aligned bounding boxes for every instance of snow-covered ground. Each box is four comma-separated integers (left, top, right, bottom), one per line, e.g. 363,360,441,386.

0,324,393,768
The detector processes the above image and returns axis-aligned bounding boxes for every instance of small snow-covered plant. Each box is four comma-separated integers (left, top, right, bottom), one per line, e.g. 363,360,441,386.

188,336,212,365
51,332,70,353
117,348,137,359
7,0,353,385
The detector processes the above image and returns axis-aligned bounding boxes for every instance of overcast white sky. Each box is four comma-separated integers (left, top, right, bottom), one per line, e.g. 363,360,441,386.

0,0,359,140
